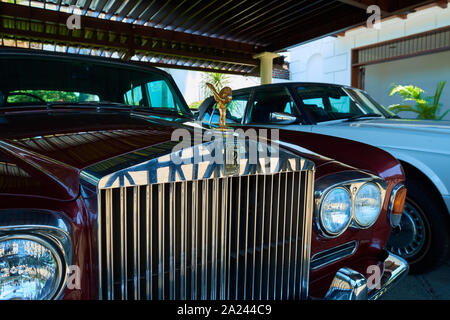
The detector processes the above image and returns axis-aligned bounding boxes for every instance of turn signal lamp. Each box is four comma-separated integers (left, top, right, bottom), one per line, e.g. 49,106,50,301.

389,185,407,228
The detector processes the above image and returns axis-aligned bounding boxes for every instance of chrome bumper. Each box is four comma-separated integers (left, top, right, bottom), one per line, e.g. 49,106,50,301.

324,252,409,300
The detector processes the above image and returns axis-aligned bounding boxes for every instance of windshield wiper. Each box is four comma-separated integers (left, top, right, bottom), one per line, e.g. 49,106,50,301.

45,101,193,118
47,101,131,108
345,113,383,122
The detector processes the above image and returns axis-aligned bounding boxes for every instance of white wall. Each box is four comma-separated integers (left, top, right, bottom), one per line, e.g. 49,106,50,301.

288,5,450,119
365,50,450,119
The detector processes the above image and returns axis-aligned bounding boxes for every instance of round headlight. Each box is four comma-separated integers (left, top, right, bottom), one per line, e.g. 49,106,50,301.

354,183,382,227
0,236,63,300
320,187,352,236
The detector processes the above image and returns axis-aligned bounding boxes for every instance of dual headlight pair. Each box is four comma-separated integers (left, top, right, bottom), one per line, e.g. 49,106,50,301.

318,182,383,237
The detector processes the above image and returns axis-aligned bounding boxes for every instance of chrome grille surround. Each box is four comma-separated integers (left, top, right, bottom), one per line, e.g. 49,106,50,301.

81,133,315,300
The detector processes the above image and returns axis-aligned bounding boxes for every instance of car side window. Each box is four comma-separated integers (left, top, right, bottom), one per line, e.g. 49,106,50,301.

203,95,249,125
123,79,184,113
247,87,301,124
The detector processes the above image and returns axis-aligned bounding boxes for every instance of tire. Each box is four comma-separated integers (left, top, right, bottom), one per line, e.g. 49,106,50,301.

386,176,449,274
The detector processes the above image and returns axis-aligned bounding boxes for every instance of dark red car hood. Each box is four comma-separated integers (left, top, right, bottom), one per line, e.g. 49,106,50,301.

0,109,184,201
0,109,401,201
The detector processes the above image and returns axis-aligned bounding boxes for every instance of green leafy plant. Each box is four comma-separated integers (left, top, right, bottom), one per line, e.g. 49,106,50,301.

388,81,448,120
188,101,202,110
201,72,230,99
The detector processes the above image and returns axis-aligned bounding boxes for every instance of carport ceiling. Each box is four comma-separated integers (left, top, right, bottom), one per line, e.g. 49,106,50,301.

0,0,441,76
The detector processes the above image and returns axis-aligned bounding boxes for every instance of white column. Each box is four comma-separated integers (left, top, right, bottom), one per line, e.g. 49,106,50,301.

253,52,280,85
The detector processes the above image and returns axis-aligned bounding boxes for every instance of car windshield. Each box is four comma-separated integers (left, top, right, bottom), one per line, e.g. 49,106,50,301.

296,85,391,123
0,55,191,117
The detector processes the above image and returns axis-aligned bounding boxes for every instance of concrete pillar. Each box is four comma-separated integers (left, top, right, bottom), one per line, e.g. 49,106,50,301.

253,51,280,85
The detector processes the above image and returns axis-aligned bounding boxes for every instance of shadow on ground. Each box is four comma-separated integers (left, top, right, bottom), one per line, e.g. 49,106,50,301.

382,258,450,300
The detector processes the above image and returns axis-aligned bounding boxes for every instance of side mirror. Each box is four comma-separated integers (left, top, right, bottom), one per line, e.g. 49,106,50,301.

269,112,299,124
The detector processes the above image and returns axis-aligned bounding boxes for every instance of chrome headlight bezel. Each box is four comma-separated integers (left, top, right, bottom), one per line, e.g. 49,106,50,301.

318,187,353,237
0,210,72,300
353,182,383,228
314,172,387,239
0,233,66,300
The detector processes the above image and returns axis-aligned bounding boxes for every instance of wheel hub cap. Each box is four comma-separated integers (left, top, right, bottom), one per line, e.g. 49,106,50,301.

387,201,426,259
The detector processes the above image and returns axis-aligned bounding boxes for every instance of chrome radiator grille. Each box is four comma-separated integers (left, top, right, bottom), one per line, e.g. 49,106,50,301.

98,171,314,300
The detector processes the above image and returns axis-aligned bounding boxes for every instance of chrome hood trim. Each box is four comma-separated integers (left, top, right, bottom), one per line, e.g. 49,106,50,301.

81,132,315,188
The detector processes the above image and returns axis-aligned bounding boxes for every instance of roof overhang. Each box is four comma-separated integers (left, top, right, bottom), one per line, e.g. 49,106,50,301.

0,0,441,76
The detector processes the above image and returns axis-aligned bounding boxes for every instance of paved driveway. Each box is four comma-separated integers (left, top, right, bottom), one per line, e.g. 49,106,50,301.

382,258,450,300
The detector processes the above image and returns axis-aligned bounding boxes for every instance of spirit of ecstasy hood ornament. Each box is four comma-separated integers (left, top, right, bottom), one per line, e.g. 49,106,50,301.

206,82,233,131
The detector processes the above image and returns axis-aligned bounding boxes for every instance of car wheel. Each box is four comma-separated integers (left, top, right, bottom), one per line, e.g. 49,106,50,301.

386,177,449,274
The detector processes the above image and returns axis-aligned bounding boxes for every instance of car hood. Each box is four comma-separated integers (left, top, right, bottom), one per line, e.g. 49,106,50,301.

0,109,339,201
345,118,450,133
0,110,183,201
319,118,450,154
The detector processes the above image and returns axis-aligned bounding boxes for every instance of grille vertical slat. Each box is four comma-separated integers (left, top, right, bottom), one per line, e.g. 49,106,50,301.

99,170,314,300
157,184,164,299
235,176,242,299
292,172,301,299
251,178,258,299
273,174,281,299
220,178,227,300
169,183,175,299
180,182,186,300
105,189,114,300
259,175,266,300
227,178,232,300
133,186,140,300
201,180,208,300
210,179,218,300
145,185,152,300
191,181,198,299
120,188,127,300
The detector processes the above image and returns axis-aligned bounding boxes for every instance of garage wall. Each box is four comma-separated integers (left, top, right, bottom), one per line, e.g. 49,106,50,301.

364,50,450,120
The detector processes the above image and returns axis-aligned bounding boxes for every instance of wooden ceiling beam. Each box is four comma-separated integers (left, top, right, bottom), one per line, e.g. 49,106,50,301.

0,2,259,53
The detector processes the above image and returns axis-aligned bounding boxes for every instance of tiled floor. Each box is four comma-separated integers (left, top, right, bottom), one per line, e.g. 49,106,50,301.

382,258,450,300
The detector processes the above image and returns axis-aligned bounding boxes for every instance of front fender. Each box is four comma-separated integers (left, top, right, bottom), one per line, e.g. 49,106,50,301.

384,147,449,198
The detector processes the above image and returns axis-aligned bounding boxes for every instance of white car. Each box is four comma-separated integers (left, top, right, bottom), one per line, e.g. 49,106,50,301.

197,82,450,274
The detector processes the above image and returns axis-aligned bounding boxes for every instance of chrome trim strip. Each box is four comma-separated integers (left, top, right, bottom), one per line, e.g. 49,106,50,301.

311,241,358,270
301,170,315,299
81,137,315,189
98,193,103,300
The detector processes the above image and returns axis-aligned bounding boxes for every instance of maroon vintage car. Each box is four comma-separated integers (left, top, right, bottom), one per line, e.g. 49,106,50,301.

0,49,408,300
